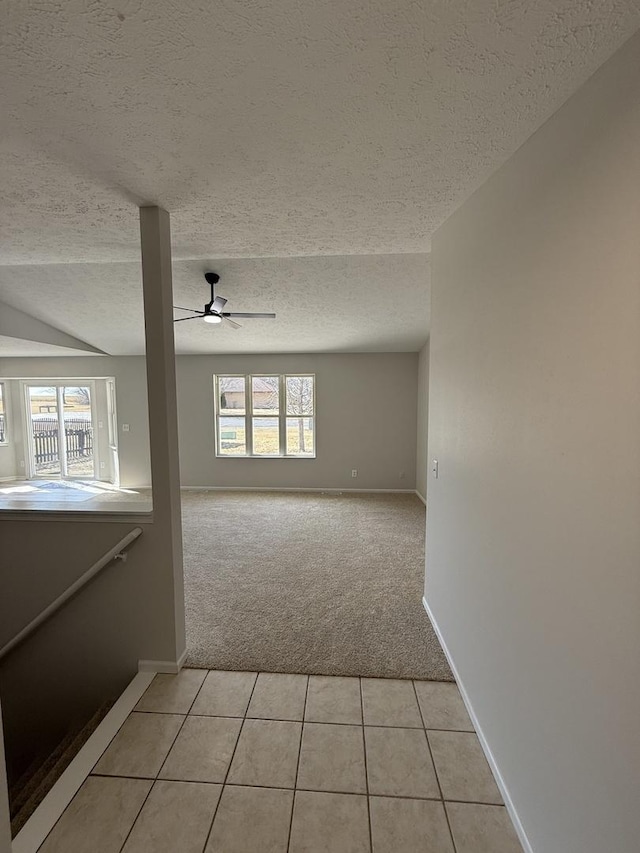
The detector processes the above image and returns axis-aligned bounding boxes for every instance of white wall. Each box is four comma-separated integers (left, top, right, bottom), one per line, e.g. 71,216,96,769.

415,340,429,500
0,357,151,487
177,353,418,490
0,382,18,481
426,31,640,853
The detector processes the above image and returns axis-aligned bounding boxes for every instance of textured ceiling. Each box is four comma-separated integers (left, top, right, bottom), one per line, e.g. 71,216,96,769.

0,255,430,355
0,336,102,358
1,1,638,354
2,0,639,265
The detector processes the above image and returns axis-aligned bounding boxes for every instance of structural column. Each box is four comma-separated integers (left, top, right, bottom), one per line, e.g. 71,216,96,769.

139,206,186,665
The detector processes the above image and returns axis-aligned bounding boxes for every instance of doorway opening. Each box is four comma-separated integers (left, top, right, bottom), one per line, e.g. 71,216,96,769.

14,377,121,487
25,383,97,479
0,376,152,512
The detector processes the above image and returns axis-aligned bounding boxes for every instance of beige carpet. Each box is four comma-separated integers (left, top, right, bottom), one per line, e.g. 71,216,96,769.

182,490,452,681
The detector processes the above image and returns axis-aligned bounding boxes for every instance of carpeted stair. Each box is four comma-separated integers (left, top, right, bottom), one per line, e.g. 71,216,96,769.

10,701,113,838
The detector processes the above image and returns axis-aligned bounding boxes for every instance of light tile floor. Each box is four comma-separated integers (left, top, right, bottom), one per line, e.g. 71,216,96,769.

38,670,524,853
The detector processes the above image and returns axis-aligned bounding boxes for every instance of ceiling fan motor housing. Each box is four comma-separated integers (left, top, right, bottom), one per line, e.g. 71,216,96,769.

173,271,274,327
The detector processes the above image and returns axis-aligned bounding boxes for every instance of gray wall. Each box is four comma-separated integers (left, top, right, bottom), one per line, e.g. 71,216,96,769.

0,506,188,784
415,341,429,500
177,353,418,490
0,240,187,785
426,31,640,853
1,520,145,782
0,357,151,487
0,349,418,781
1,353,419,491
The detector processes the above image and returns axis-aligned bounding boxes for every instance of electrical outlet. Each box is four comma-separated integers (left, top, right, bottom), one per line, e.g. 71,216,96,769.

19,459,25,468
122,424,130,432
351,469,358,478
98,420,104,428
399,470,405,479
100,461,106,469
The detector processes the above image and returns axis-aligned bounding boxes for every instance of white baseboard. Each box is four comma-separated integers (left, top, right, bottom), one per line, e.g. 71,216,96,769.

181,486,417,495
415,489,427,506
421,596,534,853
12,671,154,853
138,648,187,674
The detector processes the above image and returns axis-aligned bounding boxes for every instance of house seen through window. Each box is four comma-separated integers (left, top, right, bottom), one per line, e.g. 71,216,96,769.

214,374,315,457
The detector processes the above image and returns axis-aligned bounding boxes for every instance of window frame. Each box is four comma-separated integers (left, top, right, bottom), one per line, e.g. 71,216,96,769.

0,381,7,445
214,373,315,459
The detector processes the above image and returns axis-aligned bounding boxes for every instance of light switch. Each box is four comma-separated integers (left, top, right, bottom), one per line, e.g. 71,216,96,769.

432,459,439,479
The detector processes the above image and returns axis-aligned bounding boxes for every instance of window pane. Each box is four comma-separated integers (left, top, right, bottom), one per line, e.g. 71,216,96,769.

219,416,246,455
63,386,94,477
29,387,60,475
286,417,314,456
252,417,280,455
286,376,314,415
218,376,245,415
252,376,279,415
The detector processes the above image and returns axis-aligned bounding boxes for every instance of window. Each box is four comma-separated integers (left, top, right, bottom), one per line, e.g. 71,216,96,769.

0,382,6,444
214,374,315,458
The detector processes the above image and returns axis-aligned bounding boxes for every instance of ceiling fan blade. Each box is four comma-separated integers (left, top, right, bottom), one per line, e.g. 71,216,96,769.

223,312,276,319
173,305,202,313
222,316,242,329
211,296,228,312
173,314,204,322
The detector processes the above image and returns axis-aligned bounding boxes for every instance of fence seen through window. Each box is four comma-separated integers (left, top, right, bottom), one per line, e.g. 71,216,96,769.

27,385,95,477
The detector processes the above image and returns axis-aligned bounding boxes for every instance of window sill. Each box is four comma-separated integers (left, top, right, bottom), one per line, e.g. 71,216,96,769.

215,455,316,460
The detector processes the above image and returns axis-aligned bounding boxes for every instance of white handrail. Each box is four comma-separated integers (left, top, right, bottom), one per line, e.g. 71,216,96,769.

0,527,143,661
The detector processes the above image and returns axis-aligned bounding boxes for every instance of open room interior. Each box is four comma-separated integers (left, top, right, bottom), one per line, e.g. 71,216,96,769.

1,4,639,853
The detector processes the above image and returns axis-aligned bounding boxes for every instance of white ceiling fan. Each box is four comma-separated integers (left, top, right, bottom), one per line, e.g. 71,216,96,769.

173,272,276,329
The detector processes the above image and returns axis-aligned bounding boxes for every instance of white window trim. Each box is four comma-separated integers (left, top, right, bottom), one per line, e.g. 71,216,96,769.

214,373,316,459
19,379,101,479
0,381,7,446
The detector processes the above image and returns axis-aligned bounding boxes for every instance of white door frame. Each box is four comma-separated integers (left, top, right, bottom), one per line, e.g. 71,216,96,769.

21,379,100,480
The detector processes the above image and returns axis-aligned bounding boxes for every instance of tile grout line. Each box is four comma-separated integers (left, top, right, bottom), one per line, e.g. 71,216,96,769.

286,674,310,853
137,707,475,733
19,672,156,853
199,671,260,853
151,671,210,780
86,772,468,797
359,676,374,853
115,670,210,853
32,671,507,853
412,679,459,853
86,771,506,807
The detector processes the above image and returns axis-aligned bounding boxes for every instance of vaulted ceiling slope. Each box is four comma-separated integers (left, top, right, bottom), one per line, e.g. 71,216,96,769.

0,255,431,355
2,1,639,266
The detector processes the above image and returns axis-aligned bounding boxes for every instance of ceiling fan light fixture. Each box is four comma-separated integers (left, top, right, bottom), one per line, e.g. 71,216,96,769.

203,313,222,325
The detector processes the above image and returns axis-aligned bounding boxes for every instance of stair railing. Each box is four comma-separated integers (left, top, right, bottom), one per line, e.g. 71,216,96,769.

0,527,143,661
